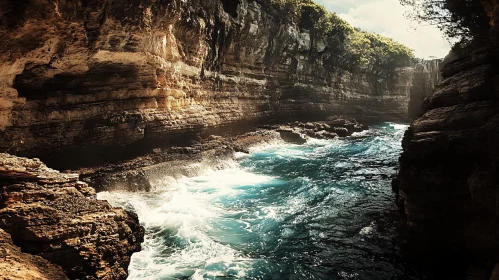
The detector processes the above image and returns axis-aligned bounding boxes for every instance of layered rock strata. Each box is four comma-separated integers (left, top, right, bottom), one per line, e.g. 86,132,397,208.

395,0,499,275
0,0,435,165
0,153,145,279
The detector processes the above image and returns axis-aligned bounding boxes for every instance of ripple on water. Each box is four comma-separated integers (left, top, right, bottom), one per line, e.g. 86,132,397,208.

98,123,429,280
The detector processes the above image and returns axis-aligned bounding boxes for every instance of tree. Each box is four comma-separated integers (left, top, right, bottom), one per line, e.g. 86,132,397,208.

400,0,489,49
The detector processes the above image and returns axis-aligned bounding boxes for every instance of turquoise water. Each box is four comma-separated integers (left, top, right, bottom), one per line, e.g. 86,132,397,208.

99,123,426,280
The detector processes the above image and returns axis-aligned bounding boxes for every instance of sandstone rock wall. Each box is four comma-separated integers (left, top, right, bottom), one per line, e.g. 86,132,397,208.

395,0,499,272
0,0,431,163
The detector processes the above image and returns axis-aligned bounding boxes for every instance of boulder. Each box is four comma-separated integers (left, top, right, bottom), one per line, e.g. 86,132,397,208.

0,153,145,280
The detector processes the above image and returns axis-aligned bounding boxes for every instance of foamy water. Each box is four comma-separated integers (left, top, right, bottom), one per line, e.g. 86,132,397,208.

99,123,428,279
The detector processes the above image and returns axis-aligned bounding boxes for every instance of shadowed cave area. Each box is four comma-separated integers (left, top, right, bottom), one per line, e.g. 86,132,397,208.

221,0,240,18
14,63,142,100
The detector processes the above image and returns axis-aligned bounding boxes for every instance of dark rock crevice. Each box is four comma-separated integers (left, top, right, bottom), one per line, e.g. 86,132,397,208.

0,0,31,29
14,63,142,100
221,0,240,18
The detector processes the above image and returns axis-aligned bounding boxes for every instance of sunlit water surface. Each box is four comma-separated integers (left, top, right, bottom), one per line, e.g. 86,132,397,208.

99,123,428,280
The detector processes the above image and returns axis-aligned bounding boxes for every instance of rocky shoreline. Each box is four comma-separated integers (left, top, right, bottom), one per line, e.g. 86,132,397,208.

0,154,144,280
0,117,366,279
74,116,367,192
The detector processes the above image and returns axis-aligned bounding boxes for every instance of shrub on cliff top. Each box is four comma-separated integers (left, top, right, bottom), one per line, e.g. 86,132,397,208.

266,0,413,57
321,23,413,80
347,31,414,94
349,32,414,71
298,2,327,30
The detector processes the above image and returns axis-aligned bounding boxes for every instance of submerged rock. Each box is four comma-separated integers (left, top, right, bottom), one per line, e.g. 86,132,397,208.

274,117,366,143
0,153,145,280
332,127,349,137
277,129,307,144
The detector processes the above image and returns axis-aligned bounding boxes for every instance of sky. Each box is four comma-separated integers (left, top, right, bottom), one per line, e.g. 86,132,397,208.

315,0,451,58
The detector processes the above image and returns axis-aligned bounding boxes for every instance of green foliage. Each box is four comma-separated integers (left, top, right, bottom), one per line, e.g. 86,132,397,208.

268,0,304,21
264,0,415,91
268,0,354,35
400,0,489,50
339,31,414,95
318,12,355,42
348,31,414,71
298,2,327,30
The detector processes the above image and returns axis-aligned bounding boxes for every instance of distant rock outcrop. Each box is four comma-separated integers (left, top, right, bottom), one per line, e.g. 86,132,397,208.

408,59,442,118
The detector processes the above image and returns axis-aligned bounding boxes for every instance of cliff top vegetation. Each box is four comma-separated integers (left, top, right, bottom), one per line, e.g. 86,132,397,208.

257,0,414,91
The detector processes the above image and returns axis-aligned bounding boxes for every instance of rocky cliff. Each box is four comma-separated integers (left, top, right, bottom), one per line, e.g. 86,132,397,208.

0,0,430,167
0,153,144,279
395,0,499,276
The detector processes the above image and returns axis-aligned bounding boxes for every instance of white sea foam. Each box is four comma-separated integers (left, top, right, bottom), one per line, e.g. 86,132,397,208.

359,221,376,236
96,125,406,279
98,164,278,279
389,123,409,130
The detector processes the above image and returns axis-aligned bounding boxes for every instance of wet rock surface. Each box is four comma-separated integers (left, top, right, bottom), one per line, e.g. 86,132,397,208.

0,153,145,280
262,117,367,143
74,117,366,193
74,129,281,192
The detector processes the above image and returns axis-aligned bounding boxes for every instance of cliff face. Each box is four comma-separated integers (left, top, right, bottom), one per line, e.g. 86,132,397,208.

395,0,499,272
0,0,426,163
407,59,442,119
